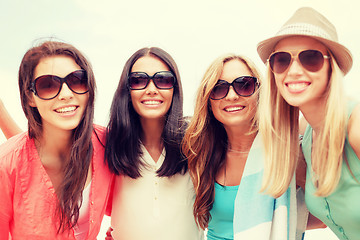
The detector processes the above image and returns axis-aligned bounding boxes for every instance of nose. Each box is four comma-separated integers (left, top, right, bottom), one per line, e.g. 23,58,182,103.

225,86,239,100
57,83,74,100
145,80,158,95
287,58,304,76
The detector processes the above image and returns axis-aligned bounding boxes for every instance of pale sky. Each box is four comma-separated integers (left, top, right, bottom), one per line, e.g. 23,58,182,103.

0,1,358,238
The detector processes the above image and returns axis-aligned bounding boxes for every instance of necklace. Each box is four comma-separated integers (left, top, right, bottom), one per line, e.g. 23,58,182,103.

228,148,249,154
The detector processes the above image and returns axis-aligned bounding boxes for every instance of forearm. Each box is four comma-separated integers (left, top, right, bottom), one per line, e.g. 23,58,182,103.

307,213,327,230
0,100,22,139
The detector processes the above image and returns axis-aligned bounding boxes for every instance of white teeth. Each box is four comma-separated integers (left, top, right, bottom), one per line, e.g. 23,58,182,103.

224,106,245,112
143,100,162,105
55,106,77,113
287,82,309,90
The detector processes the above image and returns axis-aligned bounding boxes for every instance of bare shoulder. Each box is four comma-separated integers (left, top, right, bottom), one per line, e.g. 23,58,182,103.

348,103,360,158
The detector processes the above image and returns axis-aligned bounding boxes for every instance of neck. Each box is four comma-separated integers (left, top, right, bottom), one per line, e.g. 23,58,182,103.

36,126,73,171
300,97,327,134
225,125,257,153
216,126,257,186
140,117,164,151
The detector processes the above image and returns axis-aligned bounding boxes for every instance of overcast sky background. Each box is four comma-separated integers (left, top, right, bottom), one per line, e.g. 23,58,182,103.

1,0,358,238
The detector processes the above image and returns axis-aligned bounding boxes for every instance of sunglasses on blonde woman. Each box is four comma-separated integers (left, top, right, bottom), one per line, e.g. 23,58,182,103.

268,49,330,74
128,71,175,90
210,76,259,100
30,70,89,100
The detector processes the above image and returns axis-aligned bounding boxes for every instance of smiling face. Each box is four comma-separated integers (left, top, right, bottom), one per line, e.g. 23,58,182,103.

130,55,174,122
273,36,330,109
30,55,89,134
210,59,258,130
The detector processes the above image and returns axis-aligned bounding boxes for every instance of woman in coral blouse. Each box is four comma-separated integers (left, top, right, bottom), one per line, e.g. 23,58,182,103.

0,40,113,240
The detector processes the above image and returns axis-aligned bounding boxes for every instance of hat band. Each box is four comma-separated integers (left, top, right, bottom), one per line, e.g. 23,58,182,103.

276,23,337,41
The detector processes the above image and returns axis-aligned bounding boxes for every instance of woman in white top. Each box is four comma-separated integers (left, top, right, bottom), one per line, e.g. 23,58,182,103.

105,47,203,240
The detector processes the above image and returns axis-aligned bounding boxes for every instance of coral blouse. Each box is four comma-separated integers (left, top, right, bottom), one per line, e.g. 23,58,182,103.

0,125,114,240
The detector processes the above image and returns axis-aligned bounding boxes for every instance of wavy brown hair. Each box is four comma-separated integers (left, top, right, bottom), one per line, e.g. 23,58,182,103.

182,54,262,230
18,40,96,233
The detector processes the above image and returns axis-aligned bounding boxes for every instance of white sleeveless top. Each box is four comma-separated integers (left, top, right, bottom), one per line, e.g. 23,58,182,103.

73,181,91,240
110,145,203,240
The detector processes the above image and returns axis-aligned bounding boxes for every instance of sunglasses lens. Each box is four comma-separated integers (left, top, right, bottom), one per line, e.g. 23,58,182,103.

210,82,229,100
67,70,88,94
269,52,291,73
35,76,61,99
128,73,149,89
33,70,88,99
299,50,325,72
234,77,256,96
153,72,175,89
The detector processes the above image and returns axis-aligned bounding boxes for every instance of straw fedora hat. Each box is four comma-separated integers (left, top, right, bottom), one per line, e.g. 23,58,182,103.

257,7,353,75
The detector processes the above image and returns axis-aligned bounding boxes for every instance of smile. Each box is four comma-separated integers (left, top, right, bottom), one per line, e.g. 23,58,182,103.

141,100,163,105
224,106,245,112
54,106,78,113
285,82,310,91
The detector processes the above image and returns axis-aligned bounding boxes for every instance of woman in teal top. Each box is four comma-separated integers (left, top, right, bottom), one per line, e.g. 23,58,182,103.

182,54,261,239
257,7,360,239
208,184,239,239
183,53,301,240
183,54,300,240
302,101,360,240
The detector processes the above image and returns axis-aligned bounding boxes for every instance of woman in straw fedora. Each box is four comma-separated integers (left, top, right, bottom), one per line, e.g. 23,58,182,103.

257,7,360,240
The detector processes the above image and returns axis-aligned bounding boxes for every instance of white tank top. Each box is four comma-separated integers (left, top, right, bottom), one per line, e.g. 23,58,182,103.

73,181,91,240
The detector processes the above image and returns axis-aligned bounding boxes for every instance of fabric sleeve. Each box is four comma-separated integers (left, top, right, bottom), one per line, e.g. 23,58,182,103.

0,153,14,239
105,175,116,216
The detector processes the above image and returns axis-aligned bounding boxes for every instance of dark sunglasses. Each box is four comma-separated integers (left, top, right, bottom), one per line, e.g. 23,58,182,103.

128,71,175,90
268,49,330,74
30,69,89,100
210,76,259,100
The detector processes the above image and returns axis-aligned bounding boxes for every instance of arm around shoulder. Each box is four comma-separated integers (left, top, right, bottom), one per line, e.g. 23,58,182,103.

0,99,22,139
348,104,360,159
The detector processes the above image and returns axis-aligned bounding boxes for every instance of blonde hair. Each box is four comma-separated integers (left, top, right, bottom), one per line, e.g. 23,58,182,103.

260,52,347,197
312,56,347,196
182,54,262,229
259,67,299,198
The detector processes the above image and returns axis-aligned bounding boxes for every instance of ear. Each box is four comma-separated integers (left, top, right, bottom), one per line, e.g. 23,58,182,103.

28,95,37,108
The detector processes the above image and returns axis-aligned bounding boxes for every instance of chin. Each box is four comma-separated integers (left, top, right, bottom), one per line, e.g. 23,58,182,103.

58,121,82,131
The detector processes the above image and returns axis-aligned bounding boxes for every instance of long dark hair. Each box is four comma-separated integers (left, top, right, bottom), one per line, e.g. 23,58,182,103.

18,40,96,233
105,47,187,178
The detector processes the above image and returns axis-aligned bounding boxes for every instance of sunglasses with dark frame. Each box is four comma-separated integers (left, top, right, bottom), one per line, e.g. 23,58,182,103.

210,76,259,100
30,69,89,100
268,49,330,74
128,71,175,90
